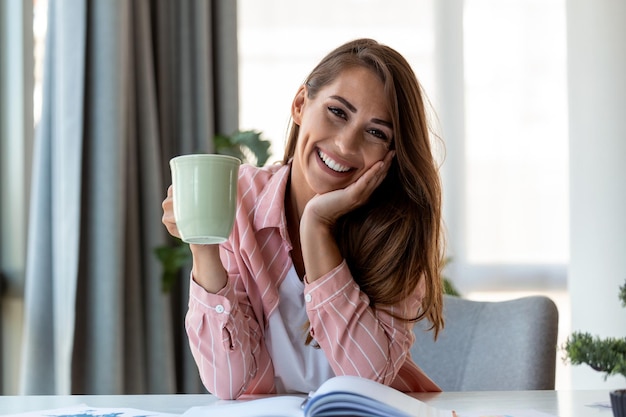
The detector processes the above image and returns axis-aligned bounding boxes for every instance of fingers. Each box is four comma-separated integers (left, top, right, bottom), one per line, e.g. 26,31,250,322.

308,151,395,223
352,150,395,201
162,185,181,238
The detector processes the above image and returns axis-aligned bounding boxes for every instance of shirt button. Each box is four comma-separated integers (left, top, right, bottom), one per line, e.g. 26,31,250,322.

215,304,225,314
304,294,312,303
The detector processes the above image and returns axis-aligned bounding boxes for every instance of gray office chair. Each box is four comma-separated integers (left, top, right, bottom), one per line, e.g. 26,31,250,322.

411,294,559,391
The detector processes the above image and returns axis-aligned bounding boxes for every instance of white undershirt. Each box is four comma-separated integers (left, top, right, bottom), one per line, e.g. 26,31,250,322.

265,265,335,394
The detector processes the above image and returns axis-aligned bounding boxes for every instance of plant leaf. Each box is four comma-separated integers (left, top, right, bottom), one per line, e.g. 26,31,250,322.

231,130,272,166
154,242,192,292
562,331,626,380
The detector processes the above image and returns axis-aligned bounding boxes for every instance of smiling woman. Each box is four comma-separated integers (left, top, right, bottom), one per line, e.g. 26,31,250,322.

162,38,444,399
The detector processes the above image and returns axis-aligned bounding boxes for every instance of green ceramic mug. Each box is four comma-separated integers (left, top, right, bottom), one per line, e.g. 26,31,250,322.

170,154,241,244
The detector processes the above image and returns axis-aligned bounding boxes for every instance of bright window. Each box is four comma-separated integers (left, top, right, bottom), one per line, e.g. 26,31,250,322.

464,0,568,265
237,0,569,287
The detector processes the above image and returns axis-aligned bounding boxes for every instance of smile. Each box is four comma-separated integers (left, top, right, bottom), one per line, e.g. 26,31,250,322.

317,150,352,173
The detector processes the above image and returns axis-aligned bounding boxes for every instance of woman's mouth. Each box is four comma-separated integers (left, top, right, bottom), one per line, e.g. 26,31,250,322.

317,149,352,173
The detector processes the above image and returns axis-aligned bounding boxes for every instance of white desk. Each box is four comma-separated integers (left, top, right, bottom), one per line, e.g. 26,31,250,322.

413,390,613,416
0,390,614,416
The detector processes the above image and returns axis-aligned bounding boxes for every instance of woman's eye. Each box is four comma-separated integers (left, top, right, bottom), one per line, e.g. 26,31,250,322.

368,129,389,141
328,106,347,120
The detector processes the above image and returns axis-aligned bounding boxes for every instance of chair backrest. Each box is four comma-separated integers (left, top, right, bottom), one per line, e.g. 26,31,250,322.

411,294,559,391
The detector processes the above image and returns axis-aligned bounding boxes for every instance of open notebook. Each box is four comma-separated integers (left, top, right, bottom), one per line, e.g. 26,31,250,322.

182,375,453,417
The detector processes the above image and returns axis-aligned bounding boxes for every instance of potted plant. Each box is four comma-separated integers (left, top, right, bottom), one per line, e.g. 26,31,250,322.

562,279,626,417
155,130,272,292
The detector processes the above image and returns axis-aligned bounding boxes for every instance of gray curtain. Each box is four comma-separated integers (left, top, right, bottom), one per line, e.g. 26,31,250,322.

20,0,238,395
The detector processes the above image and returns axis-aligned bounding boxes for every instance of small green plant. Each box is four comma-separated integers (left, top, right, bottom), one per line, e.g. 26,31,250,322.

562,279,626,381
443,277,460,297
442,257,461,297
214,130,271,167
154,243,192,292
155,130,272,292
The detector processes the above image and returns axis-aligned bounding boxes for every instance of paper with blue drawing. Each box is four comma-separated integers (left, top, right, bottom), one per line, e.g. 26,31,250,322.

0,404,178,417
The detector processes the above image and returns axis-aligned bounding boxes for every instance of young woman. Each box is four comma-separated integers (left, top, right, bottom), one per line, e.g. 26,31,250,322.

162,38,444,400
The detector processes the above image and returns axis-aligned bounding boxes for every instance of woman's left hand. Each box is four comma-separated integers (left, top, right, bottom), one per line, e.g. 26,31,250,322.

303,150,395,228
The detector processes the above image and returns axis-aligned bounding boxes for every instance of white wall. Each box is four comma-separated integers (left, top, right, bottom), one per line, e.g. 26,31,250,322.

567,0,626,390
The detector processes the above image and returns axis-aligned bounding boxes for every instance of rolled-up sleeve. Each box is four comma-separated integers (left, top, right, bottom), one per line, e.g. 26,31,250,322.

185,254,276,399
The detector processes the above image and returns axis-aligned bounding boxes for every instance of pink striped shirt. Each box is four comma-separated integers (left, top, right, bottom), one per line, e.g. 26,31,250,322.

185,163,440,399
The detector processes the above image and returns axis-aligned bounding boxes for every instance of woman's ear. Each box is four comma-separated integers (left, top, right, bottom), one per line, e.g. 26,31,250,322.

291,85,307,125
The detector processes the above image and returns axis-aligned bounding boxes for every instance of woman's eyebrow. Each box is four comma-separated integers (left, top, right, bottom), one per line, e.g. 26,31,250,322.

330,95,357,113
372,118,393,128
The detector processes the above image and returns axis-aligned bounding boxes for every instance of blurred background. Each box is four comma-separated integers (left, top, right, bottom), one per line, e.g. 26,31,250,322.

1,0,624,396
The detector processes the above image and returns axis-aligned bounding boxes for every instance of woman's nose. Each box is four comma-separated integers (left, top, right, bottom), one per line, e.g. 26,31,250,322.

335,127,360,154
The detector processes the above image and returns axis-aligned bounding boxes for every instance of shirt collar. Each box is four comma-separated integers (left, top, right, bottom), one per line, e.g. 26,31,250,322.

253,162,292,243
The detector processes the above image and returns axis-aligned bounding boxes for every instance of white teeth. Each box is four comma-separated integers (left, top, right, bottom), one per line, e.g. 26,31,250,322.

318,150,351,172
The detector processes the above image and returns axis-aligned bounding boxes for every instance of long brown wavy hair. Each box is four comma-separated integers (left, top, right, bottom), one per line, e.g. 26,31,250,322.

283,39,445,338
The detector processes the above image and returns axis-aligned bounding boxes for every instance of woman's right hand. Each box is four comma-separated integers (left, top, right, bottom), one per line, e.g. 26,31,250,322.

162,185,181,239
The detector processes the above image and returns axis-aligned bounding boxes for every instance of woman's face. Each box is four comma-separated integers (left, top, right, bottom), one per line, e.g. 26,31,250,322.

290,66,393,200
